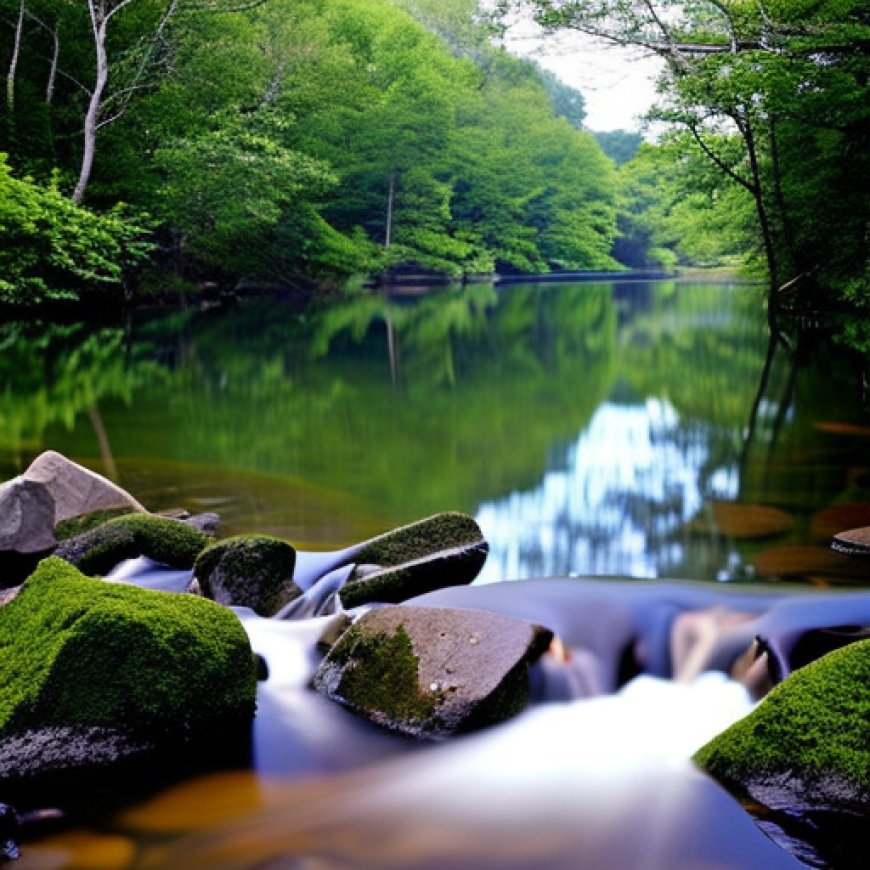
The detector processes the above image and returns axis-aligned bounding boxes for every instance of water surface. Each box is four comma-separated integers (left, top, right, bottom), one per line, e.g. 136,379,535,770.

2,279,868,583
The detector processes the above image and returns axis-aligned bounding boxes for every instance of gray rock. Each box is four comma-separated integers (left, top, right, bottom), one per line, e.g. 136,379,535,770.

0,725,155,787
313,605,553,739
194,535,301,616
23,450,145,523
0,478,56,554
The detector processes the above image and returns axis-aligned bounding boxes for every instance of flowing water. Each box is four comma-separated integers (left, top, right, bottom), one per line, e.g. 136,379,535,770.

3,278,870,868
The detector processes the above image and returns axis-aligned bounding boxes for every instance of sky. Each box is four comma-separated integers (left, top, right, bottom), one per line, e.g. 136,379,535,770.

503,16,663,132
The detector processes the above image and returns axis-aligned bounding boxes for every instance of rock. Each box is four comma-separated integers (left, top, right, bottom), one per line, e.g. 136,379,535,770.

313,605,552,739
694,638,870,816
832,525,870,556
183,512,221,536
194,535,301,616
340,545,489,608
0,557,257,746
292,512,489,593
54,513,209,575
352,512,486,567
23,450,145,523
338,512,489,607
54,507,137,541
0,478,56,554
0,725,156,809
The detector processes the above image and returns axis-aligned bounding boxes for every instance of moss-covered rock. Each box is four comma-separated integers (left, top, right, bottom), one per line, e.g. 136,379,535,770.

53,513,208,576
352,512,485,566
694,639,870,814
54,508,136,541
0,558,257,743
339,512,489,607
340,546,488,608
193,535,300,616
313,605,552,739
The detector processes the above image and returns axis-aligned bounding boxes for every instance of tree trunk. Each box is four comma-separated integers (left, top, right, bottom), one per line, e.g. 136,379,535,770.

73,5,109,204
6,0,26,112
46,20,59,104
384,170,395,250
737,115,780,329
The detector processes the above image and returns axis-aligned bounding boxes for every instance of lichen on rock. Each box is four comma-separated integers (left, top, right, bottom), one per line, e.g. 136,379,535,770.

0,557,257,743
693,639,870,814
194,534,300,616
54,513,208,576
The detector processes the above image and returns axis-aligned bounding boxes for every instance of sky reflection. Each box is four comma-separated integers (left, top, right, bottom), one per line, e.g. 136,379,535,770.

477,398,739,582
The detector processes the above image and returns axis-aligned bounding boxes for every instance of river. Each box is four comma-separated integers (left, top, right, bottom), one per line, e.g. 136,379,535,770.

3,278,870,867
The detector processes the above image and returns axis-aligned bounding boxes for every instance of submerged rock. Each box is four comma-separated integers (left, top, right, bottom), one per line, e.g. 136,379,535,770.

54,513,208,575
694,639,870,816
339,512,489,607
23,450,145,523
0,558,257,747
313,605,552,739
194,535,301,616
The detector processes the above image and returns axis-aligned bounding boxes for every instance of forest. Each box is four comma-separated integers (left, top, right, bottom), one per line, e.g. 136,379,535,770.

0,0,867,317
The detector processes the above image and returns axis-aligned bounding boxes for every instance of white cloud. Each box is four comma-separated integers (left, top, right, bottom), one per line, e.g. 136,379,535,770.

503,16,663,132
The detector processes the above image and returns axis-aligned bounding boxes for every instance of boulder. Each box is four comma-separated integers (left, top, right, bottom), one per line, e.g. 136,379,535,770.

54,513,208,576
0,478,56,555
340,546,489,608
339,512,489,607
0,558,257,747
23,450,145,523
194,535,301,616
694,639,870,816
313,605,553,739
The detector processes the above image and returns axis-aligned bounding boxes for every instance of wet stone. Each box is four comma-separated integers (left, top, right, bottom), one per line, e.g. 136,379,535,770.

193,535,300,617
313,605,553,739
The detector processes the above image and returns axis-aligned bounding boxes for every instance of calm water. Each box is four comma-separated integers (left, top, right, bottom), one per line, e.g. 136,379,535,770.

4,279,870,869
2,279,869,584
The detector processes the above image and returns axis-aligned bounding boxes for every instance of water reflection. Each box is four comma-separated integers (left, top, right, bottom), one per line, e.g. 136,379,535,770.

2,281,869,584
477,398,739,581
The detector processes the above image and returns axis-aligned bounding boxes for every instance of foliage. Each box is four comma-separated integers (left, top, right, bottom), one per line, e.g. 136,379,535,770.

615,138,756,268
507,0,870,310
592,130,642,166
1,0,620,294
0,154,152,305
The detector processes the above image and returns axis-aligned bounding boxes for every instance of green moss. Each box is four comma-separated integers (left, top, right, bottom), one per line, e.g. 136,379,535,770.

194,535,298,616
694,640,870,790
341,544,488,608
354,512,483,567
333,624,438,727
54,508,137,541
56,513,208,575
0,557,256,741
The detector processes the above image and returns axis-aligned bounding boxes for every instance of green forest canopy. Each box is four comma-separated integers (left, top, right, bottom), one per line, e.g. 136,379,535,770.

0,0,867,311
